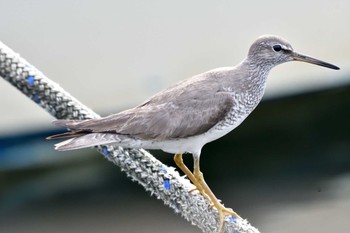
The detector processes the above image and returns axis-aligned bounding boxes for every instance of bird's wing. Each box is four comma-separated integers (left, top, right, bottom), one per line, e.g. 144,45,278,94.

56,91,234,140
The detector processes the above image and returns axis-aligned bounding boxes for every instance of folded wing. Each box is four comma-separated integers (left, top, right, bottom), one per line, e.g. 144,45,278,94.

51,91,234,141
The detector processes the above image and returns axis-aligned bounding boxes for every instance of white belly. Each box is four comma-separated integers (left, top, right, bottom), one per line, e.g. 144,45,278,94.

124,112,249,156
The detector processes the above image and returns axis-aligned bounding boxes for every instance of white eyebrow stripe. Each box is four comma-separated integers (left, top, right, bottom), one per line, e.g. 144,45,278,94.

282,45,293,51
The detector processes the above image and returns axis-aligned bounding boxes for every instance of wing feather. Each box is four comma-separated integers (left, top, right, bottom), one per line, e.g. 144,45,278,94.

58,92,233,140
51,69,237,140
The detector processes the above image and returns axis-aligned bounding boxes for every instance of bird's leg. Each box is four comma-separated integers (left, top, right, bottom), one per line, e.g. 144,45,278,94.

173,154,210,201
193,157,241,233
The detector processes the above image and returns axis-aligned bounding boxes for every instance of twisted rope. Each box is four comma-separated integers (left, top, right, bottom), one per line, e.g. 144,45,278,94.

0,40,259,233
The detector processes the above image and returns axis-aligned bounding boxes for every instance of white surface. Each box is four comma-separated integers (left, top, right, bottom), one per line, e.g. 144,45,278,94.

0,0,349,135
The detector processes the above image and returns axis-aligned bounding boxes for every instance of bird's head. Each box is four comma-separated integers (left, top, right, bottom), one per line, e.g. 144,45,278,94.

247,35,339,70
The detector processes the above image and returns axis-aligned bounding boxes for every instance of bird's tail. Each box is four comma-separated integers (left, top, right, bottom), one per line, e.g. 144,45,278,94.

47,119,89,139
47,119,119,151
46,130,87,140
53,133,119,151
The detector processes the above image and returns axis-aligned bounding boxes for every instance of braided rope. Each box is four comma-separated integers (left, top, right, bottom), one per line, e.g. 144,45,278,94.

0,40,260,233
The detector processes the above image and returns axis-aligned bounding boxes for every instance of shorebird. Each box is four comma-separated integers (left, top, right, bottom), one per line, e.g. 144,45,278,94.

48,35,339,232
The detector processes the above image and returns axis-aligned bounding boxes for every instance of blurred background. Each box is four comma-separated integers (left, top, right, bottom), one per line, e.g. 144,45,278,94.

0,1,349,232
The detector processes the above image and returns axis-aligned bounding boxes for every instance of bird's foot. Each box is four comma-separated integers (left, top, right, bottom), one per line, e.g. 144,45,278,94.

190,187,212,202
189,186,212,202
212,201,241,233
193,168,241,232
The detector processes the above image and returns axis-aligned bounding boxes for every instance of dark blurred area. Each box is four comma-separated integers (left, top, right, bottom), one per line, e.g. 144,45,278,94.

0,84,349,233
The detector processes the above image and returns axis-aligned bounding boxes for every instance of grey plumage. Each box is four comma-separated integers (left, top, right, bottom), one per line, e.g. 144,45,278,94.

49,35,339,153
54,77,234,140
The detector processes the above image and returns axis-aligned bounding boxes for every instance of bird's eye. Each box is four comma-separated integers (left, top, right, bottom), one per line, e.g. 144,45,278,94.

273,45,282,52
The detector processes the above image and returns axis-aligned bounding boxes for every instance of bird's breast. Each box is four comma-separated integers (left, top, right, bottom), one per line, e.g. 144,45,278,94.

205,91,263,142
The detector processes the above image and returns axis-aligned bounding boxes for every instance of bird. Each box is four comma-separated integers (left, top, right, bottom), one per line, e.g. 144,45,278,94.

48,35,339,232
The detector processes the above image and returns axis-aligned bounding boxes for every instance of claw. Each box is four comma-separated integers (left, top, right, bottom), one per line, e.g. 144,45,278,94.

189,187,198,193
214,202,240,232
189,186,212,202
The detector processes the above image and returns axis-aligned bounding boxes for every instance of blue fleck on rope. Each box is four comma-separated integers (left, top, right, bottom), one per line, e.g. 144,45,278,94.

0,40,260,233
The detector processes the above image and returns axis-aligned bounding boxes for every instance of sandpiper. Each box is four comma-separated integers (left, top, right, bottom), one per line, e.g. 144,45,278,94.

48,35,339,232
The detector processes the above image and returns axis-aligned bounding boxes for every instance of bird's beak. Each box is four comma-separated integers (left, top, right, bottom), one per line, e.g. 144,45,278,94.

292,51,340,70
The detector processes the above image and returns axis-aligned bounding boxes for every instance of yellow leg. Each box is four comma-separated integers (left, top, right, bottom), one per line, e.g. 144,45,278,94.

174,154,210,201
174,154,241,233
193,166,241,232
193,157,241,232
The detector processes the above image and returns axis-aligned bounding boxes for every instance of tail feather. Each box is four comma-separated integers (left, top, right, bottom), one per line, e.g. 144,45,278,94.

54,133,120,151
47,130,86,140
48,119,92,140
